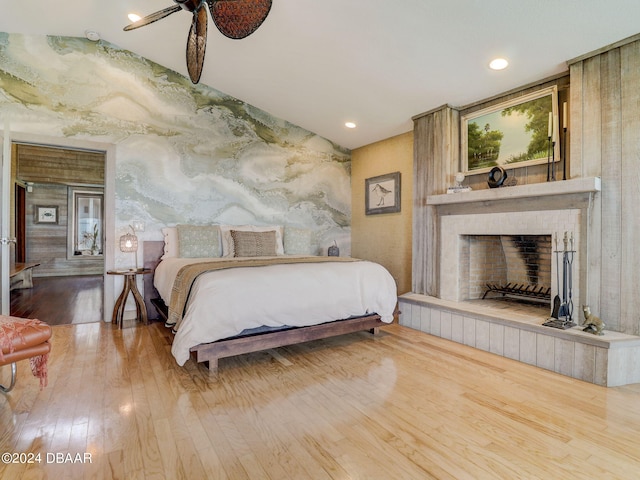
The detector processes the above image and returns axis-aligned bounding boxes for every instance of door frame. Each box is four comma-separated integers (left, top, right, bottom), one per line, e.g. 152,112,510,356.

7,131,116,322
15,183,26,263
1,129,10,314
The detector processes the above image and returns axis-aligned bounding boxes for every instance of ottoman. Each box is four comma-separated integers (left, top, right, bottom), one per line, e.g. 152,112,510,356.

0,315,52,393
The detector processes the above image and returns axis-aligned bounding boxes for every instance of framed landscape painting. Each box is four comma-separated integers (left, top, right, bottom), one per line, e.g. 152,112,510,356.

461,86,560,174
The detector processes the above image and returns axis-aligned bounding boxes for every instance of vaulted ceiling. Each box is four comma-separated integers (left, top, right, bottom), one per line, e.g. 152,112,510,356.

2,1,640,149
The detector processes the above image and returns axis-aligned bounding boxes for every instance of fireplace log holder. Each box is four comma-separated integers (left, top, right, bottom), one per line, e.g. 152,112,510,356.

482,283,551,303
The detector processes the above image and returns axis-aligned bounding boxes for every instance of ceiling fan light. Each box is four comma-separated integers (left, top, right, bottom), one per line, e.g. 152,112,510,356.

345,122,357,129
128,13,142,23
489,58,509,70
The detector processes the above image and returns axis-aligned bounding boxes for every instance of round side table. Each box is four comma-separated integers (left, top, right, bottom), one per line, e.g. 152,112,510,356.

107,269,153,328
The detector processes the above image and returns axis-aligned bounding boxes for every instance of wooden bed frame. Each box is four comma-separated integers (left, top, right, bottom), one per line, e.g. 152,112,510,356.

142,241,386,371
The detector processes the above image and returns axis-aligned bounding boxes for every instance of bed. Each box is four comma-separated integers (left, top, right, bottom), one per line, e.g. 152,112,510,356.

142,226,398,371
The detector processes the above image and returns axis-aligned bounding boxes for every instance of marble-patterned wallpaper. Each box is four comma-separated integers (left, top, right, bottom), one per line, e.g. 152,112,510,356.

0,33,352,263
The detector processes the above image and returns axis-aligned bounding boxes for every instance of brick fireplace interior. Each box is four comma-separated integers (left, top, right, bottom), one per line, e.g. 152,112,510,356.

461,234,552,306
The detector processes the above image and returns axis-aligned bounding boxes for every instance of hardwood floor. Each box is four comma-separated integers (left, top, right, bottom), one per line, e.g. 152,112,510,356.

1,322,640,479
10,275,103,326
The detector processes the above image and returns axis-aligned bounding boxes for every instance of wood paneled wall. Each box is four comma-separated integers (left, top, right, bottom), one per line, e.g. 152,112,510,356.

15,143,105,277
412,78,570,298
411,105,459,296
569,34,640,335
412,33,640,336
25,184,103,276
16,143,104,185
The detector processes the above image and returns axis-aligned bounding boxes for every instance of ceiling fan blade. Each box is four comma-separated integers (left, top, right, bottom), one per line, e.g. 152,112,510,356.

186,4,209,83
208,0,272,39
124,5,182,31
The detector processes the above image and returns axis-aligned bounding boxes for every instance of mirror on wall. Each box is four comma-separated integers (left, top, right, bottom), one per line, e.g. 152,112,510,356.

67,187,104,258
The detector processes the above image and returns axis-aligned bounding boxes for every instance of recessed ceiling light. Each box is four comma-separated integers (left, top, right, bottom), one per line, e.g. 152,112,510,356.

345,122,357,129
489,58,509,70
128,13,142,23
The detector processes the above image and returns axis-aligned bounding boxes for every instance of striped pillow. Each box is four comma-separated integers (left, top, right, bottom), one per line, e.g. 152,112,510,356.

230,230,277,257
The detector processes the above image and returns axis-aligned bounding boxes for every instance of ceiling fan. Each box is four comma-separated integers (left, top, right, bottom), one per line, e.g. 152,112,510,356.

124,0,272,84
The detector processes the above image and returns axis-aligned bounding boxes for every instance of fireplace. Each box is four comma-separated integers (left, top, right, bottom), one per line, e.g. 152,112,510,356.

439,208,581,313
461,234,552,304
400,178,640,387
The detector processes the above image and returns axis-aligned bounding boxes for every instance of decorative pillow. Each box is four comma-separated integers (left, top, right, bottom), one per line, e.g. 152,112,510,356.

161,227,179,259
220,225,284,257
231,230,277,257
284,227,315,255
176,224,221,258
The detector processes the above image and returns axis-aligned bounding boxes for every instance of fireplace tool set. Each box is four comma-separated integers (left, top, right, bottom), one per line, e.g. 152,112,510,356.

543,232,576,329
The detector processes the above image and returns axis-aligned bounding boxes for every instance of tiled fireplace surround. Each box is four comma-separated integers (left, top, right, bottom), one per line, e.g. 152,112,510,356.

399,178,640,387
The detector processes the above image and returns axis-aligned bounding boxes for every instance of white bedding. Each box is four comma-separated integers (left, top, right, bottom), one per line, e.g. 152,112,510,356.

154,256,398,366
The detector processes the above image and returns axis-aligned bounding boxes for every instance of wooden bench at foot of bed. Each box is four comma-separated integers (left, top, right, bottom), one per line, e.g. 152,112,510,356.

190,314,384,372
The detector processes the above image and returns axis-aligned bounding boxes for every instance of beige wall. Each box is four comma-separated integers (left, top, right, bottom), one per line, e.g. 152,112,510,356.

351,131,413,294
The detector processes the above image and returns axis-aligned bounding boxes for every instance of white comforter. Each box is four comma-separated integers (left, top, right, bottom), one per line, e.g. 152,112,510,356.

154,256,398,366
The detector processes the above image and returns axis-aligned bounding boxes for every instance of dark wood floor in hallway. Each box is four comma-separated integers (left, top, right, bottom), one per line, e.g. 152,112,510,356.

10,275,103,325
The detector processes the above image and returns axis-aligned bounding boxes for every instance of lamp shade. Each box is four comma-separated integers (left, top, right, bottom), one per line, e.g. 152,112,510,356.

119,233,138,253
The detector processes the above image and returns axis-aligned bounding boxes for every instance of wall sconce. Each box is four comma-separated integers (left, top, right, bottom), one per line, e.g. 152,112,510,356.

119,225,139,270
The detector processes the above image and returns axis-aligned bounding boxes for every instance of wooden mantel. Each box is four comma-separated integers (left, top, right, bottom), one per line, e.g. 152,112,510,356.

427,176,601,206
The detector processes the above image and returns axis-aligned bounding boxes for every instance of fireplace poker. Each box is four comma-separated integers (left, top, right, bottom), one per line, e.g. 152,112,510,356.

566,234,575,323
551,234,561,319
558,233,569,319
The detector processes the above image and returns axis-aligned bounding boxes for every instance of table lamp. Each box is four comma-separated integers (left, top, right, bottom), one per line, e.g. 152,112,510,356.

119,225,138,270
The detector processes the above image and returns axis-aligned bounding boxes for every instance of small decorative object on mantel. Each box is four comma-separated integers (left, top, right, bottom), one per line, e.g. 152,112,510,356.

447,172,472,194
487,166,507,188
582,305,605,335
328,240,339,257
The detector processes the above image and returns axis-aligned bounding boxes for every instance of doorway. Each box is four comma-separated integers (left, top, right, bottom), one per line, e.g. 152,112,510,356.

11,143,105,325
1,132,116,324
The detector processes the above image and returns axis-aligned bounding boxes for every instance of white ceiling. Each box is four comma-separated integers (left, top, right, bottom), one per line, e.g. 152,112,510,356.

2,1,640,149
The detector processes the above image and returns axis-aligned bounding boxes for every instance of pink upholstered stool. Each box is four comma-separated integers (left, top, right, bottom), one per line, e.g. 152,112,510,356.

0,315,51,393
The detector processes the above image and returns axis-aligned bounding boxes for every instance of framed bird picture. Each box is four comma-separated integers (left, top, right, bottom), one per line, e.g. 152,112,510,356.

365,172,401,215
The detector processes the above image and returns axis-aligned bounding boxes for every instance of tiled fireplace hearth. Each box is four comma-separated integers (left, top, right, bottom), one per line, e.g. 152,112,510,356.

400,177,640,386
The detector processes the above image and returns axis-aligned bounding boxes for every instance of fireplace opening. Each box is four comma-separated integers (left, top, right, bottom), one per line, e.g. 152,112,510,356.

461,234,552,306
